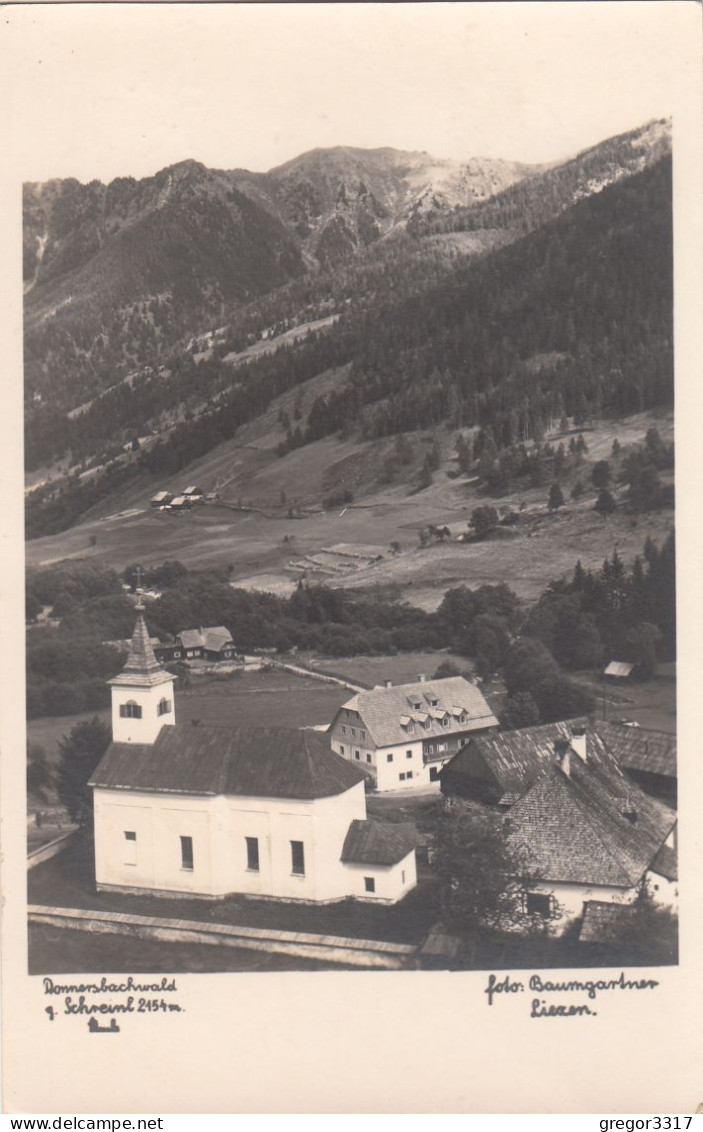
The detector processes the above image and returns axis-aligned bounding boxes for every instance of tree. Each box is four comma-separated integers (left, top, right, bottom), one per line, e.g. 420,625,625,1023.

591,460,612,489
624,622,663,679
570,479,585,501
611,438,622,461
548,483,565,511
432,809,544,964
470,505,499,539
504,639,558,697
27,743,52,796
56,717,112,826
501,691,540,730
594,488,616,517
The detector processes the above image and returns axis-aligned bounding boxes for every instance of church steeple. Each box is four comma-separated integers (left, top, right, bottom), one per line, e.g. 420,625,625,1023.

109,600,176,743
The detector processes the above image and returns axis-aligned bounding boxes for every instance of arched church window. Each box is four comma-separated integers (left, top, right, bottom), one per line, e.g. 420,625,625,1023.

119,700,142,719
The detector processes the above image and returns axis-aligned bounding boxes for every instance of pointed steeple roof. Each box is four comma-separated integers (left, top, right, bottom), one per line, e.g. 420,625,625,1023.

109,604,174,689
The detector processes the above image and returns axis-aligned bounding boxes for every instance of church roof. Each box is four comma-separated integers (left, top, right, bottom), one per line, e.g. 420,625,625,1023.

108,608,174,689
341,819,419,866
89,725,367,801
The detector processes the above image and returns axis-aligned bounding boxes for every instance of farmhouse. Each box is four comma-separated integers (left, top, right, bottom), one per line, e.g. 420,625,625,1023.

329,676,498,792
182,485,204,501
168,495,190,511
89,607,418,903
170,626,237,662
440,720,677,932
150,491,172,509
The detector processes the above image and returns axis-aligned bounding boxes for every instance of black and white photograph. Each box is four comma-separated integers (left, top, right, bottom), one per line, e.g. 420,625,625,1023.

3,0,703,1114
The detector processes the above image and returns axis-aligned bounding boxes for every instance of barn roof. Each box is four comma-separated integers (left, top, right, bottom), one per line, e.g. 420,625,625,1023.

505,744,675,888
89,725,366,801
341,820,419,866
443,718,590,797
108,610,173,689
594,720,677,779
338,677,497,747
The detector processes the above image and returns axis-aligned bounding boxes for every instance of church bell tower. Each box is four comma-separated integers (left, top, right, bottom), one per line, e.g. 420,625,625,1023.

109,601,176,744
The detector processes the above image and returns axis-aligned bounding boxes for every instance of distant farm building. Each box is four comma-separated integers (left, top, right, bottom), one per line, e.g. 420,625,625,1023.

182,485,204,501
168,495,190,511
150,491,172,509
163,626,238,662
604,660,635,680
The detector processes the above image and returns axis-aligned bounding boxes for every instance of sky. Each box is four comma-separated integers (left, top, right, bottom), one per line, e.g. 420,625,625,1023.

2,2,695,184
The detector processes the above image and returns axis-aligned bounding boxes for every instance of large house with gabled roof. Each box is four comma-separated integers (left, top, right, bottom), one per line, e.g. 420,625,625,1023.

90,606,417,903
329,675,498,791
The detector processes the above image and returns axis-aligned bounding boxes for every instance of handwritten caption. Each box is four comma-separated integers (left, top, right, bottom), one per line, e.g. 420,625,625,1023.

43,977,183,1033
483,970,660,1018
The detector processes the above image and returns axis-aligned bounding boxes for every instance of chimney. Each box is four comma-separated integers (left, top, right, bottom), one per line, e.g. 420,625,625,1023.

384,679,392,689
554,737,571,777
418,673,426,683
571,726,587,763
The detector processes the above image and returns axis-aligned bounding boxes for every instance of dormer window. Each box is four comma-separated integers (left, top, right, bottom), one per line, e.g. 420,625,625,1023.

442,716,449,728
120,701,142,719
424,719,431,730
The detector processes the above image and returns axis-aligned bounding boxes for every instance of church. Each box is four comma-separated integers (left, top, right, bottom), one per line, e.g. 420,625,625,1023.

89,606,418,904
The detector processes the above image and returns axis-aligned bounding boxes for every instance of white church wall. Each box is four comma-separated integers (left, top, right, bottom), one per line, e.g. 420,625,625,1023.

341,849,417,902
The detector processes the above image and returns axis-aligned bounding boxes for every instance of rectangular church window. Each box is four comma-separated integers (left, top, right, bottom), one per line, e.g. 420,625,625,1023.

180,835,194,871
291,840,305,876
245,836,259,872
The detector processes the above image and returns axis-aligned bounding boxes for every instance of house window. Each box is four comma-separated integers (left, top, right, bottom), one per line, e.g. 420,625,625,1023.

120,701,142,719
427,744,434,754
424,720,431,730
399,772,406,781
407,771,413,779
180,836,194,871
526,892,553,918
364,877,375,893
355,750,360,760
406,750,412,759
442,717,449,727
351,728,356,737
361,730,366,739
187,650,194,657
245,836,259,872
387,753,393,763
430,766,441,781
342,726,346,734
124,830,137,865
339,745,344,755
174,650,182,658
291,841,305,876
366,754,371,764
157,698,172,717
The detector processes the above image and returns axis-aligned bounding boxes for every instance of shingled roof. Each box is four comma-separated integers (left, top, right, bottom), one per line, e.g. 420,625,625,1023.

341,819,419,866
442,718,589,802
579,900,639,944
89,725,366,800
108,609,173,690
339,677,497,747
594,721,677,779
505,745,676,888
